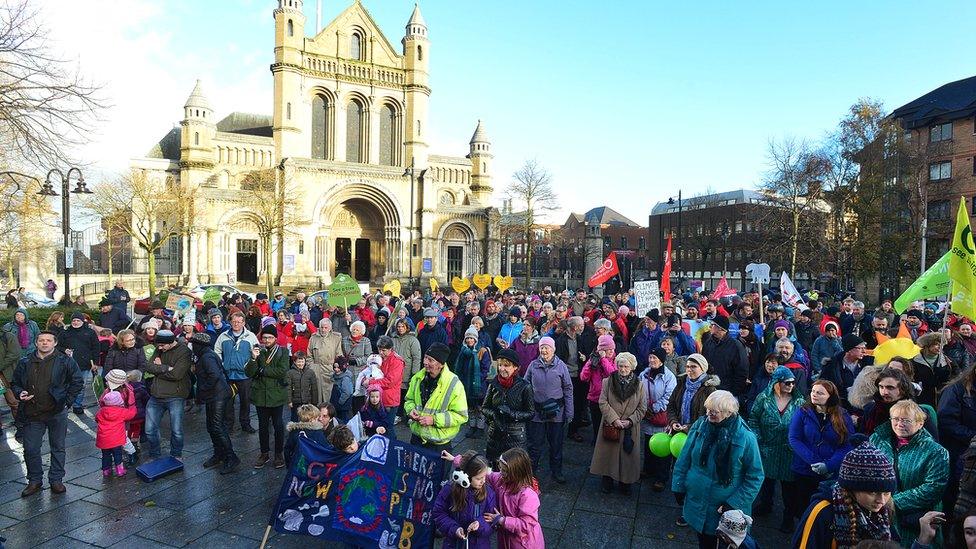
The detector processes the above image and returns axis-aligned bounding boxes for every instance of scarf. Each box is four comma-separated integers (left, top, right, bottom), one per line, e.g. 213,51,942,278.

17,322,30,348
831,483,892,546
350,333,363,343
699,414,739,486
610,370,639,402
456,344,483,398
863,396,893,435
497,372,515,389
681,374,706,425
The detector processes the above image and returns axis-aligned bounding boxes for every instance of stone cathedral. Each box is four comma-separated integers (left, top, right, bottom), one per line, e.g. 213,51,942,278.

131,0,500,288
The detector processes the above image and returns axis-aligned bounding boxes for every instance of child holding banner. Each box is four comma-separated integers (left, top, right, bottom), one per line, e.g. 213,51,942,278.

432,451,497,548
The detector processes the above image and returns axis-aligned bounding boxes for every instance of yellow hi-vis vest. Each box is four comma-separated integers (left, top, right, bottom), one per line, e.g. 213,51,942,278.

404,365,468,445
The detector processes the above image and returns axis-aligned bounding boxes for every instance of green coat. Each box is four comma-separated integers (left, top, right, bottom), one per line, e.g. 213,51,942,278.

245,345,290,408
748,385,803,481
870,422,949,547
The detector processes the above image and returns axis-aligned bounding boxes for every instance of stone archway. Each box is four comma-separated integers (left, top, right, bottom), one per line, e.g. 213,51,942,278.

330,199,385,282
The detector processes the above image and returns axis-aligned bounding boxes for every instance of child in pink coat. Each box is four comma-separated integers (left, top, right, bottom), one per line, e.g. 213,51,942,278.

96,391,137,477
443,447,544,549
579,334,617,444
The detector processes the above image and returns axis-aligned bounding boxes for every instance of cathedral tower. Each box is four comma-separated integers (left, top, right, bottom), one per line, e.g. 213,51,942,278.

402,4,430,169
468,120,493,204
273,0,305,160
180,79,215,186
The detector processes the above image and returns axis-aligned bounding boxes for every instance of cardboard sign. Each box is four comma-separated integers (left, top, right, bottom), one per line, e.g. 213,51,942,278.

269,435,445,548
202,287,222,304
451,277,470,293
472,273,492,289
328,274,362,309
382,279,401,297
165,293,193,313
633,280,661,318
745,263,771,284
493,275,513,293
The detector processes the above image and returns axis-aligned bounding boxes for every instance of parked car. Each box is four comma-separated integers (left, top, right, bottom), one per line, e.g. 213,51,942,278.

187,284,256,302
306,290,330,308
133,291,203,315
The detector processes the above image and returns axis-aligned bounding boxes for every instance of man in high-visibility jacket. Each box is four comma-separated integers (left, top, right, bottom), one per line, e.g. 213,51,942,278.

404,342,468,450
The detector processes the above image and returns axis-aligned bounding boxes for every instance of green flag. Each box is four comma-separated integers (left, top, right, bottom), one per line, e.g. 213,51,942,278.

949,197,976,321
893,252,951,313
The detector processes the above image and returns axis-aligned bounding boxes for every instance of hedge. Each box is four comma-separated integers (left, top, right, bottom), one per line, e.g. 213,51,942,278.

0,306,101,326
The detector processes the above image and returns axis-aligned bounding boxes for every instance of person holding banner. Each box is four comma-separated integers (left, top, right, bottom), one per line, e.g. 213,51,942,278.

404,342,468,451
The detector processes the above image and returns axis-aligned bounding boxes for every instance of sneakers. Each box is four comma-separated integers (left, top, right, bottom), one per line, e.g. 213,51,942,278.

273,453,286,469
254,452,270,469
675,517,688,527
203,455,222,469
220,456,241,475
115,464,126,477
72,407,85,416
102,469,111,478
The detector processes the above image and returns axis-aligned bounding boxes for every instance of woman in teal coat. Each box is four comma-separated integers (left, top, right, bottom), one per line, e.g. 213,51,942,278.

869,399,949,548
748,366,804,533
672,390,764,548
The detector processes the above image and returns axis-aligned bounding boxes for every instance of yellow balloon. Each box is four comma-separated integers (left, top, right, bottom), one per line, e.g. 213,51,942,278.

493,275,514,293
873,338,920,367
382,279,401,296
429,278,439,291
451,276,471,293
472,273,492,289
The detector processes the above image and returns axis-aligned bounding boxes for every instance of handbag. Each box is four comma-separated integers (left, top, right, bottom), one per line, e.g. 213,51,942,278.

643,377,668,427
602,423,621,442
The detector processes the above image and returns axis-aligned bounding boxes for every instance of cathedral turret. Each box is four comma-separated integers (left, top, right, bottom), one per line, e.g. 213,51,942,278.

273,0,305,159
402,3,429,168
180,79,215,177
468,120,493,204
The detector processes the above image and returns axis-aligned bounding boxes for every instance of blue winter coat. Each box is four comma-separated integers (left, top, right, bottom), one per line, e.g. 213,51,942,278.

937,381,976,476
213,329,259,381
811,335,842,375
417,322,449,356
498,320,523,347
630,326,665,370
671,415,764,536
788,406,855,478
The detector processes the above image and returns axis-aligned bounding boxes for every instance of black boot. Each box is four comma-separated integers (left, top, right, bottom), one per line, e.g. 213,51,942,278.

601,476,614,493
619,482,632,496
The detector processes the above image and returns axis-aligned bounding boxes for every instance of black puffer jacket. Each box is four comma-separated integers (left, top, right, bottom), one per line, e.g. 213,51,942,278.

58,325,99,371
192,346,230,402
482,375,534,462
103,345,147,373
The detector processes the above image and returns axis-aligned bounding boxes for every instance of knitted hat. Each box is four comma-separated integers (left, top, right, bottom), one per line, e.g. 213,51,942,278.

646,309,661,322
367,354,383,368
208,308,222,320
101,391,124,407
149,300,165,310
155,330,176,345
261,316,276,328
70,312,85,321
98,297,112,308
905,309,924,320
367,382,382,394
823,320,839,334
538,336,555,349
838,437,897,493
686,353,708,372
618,305,630,316
496,348,521,368
842,333,865,353
426,342,450,365
260,324,278,338
105,369,128,390
190,332,211,347
774,320,790,331
716,509,753,547
650,347,668,365
464,326,479,341
770,365,795,385
711,315,730,331
597,334,615,351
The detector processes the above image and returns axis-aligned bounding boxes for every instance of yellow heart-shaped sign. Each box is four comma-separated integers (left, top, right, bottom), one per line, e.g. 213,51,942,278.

429,278,439,292
382,279,401,296
472,273,492,290
451,276,471,293
493,275,514,293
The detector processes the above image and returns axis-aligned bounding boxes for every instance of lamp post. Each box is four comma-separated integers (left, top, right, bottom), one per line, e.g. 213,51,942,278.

667,189,682,279
38,167,92,305
403,160,416,289
721,223,731,280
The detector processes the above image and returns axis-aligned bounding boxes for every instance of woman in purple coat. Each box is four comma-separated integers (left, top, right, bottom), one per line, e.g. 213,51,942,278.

432,451,497,549
511,318,540,377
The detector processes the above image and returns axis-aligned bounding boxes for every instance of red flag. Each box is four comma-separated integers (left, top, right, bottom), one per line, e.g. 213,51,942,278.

587,252,620,288
710,276,737,300
660,234,672,298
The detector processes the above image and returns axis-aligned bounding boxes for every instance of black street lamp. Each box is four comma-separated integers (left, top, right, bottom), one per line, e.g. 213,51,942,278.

403,160,416,289
667,190,682,278
38,167,91,304
721,223,731,280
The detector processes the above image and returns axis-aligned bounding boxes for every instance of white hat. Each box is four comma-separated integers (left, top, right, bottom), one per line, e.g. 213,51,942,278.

716,509,752,547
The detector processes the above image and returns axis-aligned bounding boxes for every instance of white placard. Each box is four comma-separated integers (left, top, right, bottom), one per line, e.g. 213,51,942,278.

745,262,770,284
634,280,661,318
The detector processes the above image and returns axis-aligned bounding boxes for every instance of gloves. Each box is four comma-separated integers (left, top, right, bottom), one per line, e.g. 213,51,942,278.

811,462,829,476
497,405,514,420
674,492,686,506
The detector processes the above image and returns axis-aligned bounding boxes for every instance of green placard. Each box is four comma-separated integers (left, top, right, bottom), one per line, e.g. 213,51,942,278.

328,274,361,309
202,287,222,304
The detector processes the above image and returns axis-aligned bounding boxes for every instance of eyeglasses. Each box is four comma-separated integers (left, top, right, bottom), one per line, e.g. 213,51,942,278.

781,380,795,386
890,417,917,425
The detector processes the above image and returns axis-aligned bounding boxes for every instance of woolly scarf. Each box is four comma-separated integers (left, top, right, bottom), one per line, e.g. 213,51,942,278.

496,372,515,389
681,374,705,425
699,414,738,486
831,483,892,547
863,396,893,435
610,370,639,402
456,344,483,399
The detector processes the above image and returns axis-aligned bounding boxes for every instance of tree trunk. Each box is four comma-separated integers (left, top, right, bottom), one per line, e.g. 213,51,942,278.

523,225,532,289
263,233,274,298
790,209,800,280
147,250,157,299
107,225,113,285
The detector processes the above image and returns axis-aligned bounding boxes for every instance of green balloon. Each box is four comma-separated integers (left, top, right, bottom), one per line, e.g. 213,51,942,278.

670,432,688,458
649,432,672,457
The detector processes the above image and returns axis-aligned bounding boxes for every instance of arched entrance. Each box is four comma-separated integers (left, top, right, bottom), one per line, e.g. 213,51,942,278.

331,199,385,282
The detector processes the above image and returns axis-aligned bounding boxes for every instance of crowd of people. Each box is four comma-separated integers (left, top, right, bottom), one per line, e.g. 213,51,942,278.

6,282,976,548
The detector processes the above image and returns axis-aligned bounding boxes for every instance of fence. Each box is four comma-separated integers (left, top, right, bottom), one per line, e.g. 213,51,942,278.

77,275,184,298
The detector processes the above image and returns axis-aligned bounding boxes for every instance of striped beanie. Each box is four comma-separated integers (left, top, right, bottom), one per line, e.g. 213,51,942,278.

838,436,897,493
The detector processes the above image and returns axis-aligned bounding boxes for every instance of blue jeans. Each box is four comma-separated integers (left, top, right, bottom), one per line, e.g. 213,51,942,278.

145,396,185,458
22,410,68,484
101,447,123,469
73,369,92,409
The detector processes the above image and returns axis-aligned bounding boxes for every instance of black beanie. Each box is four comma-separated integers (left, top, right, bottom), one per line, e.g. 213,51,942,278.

426,342,450,365
651,347,668,365
842,333,865,353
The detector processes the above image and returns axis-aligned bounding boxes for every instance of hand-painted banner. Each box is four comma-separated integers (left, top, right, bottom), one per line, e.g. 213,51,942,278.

269,435,446,548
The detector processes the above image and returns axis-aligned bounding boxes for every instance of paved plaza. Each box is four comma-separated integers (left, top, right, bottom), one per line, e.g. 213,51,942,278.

0,388,791,548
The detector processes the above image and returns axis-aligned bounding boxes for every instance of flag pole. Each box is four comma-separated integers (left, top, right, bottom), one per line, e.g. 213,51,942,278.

758,282,764,326
259,525,272,549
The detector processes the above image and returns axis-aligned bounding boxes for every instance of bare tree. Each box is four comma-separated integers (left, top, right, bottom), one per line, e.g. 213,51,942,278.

235,168,308,297
0,172,55,283
505,159,559,288
0,0,103,175
84,170,194,298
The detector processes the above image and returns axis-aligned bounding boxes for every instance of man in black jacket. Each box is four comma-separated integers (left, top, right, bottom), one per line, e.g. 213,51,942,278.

12,331,83,497
189,333,239,474
700,315,750,398
820,334,866,408
59,312,99,415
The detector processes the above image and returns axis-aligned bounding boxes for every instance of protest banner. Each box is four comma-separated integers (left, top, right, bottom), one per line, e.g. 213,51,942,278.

779,272,809,312
633,280,660,318
587,252,619,288
264,435,445,549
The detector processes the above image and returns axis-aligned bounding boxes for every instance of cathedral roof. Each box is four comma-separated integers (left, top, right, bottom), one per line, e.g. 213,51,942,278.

216,112,273,137
469,120,488,144
184,79,211,110
407,3,426,28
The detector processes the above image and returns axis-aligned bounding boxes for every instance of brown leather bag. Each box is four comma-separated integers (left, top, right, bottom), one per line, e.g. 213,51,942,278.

602,423,621,442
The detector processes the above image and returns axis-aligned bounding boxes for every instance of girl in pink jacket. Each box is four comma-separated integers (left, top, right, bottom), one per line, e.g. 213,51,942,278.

579,334,617,444
443,447,544,549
